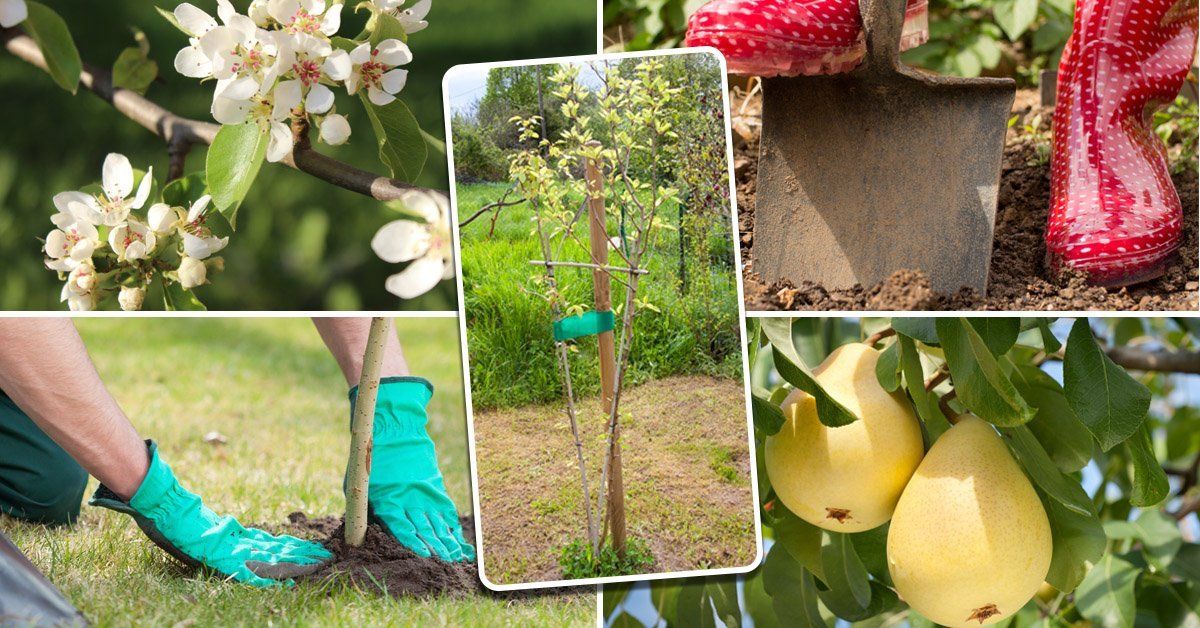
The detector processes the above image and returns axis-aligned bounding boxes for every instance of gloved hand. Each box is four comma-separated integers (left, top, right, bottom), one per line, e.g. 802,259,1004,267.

350,377,475,562
90,440,332,587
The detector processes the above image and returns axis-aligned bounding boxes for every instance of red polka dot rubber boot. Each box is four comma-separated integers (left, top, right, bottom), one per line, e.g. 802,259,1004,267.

1046,0,1199,287
684,0,929,77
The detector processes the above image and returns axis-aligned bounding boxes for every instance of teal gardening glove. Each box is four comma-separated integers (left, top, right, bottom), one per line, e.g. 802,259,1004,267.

90,441,332,587
350,377,475,562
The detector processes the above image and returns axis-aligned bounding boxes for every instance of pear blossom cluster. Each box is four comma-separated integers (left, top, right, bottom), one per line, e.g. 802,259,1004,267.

170,0,423,162
44,154,227,311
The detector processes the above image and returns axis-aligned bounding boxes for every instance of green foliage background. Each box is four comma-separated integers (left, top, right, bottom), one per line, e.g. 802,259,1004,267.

0,0,595,311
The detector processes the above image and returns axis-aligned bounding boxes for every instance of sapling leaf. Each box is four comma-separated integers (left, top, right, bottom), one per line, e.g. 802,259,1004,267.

760,318,856,427
1063,318,1151,451
23,2,82,93
1124,423,1169,507
936,318,1034,427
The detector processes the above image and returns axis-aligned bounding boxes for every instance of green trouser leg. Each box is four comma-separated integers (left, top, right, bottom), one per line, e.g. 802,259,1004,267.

0,390,88,526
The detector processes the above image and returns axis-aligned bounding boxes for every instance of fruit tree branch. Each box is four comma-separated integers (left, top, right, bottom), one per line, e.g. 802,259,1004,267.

3,29,438,203
1039,344,1200,374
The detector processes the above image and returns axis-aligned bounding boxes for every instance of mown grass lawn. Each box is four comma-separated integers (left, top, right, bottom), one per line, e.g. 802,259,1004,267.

457,181,744,410
0,318,594,626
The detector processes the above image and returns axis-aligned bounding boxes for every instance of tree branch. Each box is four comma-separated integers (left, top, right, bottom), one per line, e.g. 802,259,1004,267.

1039,344,1200,374
458,187,525,227
3,29,439,203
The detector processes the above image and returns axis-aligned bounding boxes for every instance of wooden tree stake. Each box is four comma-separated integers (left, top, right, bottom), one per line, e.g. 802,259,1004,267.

345,316,391,547
586,141,626,556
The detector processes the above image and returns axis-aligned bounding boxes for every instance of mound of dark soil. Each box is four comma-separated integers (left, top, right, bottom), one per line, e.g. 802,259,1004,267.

738,89,1199,311
276,512,576,600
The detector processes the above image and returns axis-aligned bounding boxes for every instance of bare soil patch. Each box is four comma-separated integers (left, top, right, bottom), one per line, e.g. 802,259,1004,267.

734,87,1199,311
472,375,757,585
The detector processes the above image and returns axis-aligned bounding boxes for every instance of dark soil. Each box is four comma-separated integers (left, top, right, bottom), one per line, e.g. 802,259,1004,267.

735,87,1199,311
275,512,577,599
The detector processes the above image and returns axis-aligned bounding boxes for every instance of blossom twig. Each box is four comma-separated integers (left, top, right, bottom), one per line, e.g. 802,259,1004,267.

2,29,440,203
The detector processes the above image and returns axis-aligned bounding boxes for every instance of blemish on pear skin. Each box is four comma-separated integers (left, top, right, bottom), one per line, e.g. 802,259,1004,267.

825,507,852,523
967,604,1000,623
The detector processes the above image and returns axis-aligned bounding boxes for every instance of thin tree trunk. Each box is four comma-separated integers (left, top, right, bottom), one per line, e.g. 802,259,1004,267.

345,316,391,547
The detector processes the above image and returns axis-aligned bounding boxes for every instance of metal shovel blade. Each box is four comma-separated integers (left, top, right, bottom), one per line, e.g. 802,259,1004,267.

0,530,87,626
753,0,1016,295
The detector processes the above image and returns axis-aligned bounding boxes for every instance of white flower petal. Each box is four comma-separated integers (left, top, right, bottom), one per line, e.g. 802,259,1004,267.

266,121,294,162
349,42,371,65
174,45,214,78
305,84,335,114
131,166,154,209
148,203,175,232
221,75,260,101
102,153,134,201
323,49,351,81
273,79,303,119
211,95,251,125
367,85,395,106
187,194,213,223
318,113,351,145
380,68,408,95
174,3,218,37
268,0,299,24
400,189,443,224
0,0,28,28
45,230,66,258
52,191,91,215
384,256,445,299
320,2,341,35
178,256,207,289
371,219,430,263
374,39,412,66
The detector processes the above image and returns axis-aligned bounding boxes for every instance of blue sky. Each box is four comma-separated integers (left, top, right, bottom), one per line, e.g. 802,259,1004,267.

446,58,611,117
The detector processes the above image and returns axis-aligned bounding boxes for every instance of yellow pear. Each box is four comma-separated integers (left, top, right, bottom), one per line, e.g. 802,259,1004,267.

765,342,924,532
887,415,1052,627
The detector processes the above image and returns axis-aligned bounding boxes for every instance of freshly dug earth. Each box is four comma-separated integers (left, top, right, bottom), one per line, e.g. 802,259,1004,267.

276,512,576,600
473,375,757,585
735,87,1199,311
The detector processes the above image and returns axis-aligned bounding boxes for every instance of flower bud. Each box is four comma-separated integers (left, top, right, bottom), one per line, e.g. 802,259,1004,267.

320,114,351,146
178,256,207,289
118,286,146,311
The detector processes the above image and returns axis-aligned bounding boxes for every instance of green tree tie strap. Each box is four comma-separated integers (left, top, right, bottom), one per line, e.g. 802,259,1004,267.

554,311,615,342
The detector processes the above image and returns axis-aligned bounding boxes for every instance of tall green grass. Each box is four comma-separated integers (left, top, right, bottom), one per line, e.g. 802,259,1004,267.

459,183,742,410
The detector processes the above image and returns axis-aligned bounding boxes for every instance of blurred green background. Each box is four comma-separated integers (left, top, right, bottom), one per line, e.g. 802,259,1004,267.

0,0,597,311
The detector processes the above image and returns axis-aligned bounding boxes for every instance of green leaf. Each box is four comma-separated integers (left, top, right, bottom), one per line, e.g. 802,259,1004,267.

23,2,82,93
112,46,158,95
674,580,714,627
706,578,741,628
850,524,891,586
760,318,857,428
205,122,268,226
155,5,183,31
820,533,871,609
892,318,938,345
752,390,786,436
899,336,950,441
744,570,783,628
967,317,1021,356
773,508,825,580
602,582,632,619
1012,364,1093,473
1104,509,1182,571
650,579,681,624
359,94,428,183
369,10,409,45
1075,553,1139,628
994,0,1040,40
1040,491,1106,592
1124,423,1169,506
936,318,1034,427
1001,425,1092,516
875,341,901,392
1063,318,1151,451
608,612,643,628
762,544,825,627
1170,544,1200,583
792,317,830,366
1034,318,1063,352
816,580,898,622
161,280,207,311
161,172,208,207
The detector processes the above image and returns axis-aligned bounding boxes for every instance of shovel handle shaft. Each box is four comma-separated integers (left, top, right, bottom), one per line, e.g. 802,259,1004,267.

861,0,909,74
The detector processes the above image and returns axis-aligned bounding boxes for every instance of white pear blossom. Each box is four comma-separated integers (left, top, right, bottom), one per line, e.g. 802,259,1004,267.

44,218,100,272
172,0,239,78
178,256,208,289
212,80,299,161
60,259,98,311
0,0,27,28
203,18,287,115
343,39,410,106
371,190,453,299
180,194,229,259
373,0,430,34
68,154,154,227
108,220,158,262
319,113,351,145
247,0,272,26
267,0,341,36
146,203,179,233
279,32,338,114
118,286,147,312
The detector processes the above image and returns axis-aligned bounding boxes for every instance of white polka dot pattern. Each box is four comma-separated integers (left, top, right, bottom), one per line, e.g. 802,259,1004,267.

684,0,930,76
1047,0,1199,287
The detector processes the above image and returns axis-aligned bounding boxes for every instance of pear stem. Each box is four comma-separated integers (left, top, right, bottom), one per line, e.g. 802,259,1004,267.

865,327,895,346
924,368,949,392
939,389,960,424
